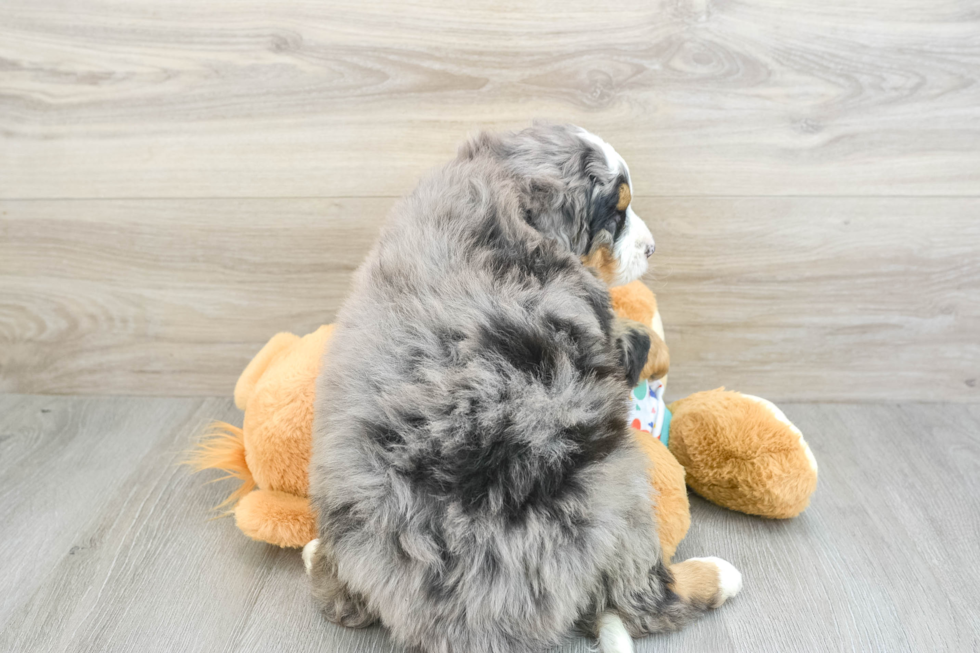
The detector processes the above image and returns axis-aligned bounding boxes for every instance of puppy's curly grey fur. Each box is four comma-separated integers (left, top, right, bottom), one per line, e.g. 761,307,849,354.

308,124,732,653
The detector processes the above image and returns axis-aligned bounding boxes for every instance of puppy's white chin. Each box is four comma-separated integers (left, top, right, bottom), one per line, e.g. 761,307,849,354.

611,209,654,286
611,255,649,286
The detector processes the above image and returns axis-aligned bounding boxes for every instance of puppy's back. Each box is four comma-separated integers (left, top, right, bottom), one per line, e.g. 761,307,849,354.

309,157,646,652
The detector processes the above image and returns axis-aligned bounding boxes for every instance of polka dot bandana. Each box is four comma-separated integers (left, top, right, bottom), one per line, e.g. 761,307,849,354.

627,377,667,444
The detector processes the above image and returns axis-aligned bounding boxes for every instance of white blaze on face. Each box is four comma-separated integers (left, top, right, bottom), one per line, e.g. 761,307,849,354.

577,129,656,285
612,206,655,285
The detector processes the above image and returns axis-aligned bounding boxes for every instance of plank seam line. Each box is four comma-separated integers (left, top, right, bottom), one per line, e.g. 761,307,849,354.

2,195,979,202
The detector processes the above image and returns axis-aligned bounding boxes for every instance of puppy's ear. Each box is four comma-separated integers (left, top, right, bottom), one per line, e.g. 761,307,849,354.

614,319,669,386
458,130,505,160
522,175,564,208
519,173,582,241
617,324,652,387
641,329,670,381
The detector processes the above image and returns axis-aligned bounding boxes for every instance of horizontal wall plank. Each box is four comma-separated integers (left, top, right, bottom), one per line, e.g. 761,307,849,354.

0,198,391,395
647,197,980,402
1,196,977,400
2,0,979,199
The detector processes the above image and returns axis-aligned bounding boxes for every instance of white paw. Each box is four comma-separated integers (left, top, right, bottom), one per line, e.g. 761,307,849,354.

302,538,319,575
693,556,742,603
597,611,634,653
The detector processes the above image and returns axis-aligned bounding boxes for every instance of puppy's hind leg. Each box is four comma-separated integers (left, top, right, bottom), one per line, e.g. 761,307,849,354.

304,539,378,629
594,556,743,653
302,538,320,574
669,556,742,609
610,556,742,639
597,611,634,653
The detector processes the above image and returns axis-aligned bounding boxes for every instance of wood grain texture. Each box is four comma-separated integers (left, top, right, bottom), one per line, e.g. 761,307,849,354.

650,196,980,402
0,198,392,396
1,0,978,399
1,395,978,651
2,197,978,400
2,0,979,198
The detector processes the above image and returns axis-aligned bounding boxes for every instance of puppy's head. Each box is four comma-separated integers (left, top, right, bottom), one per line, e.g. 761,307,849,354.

460,123,656,286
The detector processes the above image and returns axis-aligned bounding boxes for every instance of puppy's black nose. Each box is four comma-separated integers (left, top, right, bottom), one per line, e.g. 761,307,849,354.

644,243,656,257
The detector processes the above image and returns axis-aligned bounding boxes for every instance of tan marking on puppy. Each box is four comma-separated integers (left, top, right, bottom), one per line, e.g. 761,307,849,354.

616,182,631,211
670,557,742,609
670,559,724,608
630,428,689,562
581,239,618,284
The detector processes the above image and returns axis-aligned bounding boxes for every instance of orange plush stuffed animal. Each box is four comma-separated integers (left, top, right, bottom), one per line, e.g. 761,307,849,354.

190,281,817,560
188,325,334,547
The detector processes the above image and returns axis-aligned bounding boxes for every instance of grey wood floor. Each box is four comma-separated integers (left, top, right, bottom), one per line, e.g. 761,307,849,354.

1,394,978,652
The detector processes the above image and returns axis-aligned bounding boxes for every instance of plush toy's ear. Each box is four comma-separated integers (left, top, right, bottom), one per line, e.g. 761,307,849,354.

234,332,301,410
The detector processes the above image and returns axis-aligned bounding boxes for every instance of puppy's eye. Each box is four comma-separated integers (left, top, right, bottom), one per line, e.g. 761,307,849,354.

606,211,625,233
616,183,631,211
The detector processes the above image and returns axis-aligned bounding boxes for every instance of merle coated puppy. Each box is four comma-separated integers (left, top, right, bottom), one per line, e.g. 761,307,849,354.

304,124,741,653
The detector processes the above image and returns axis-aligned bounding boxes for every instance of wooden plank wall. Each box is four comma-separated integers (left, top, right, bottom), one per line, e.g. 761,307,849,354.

1,0,978,400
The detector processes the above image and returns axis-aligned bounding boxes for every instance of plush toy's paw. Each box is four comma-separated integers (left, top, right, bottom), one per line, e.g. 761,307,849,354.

668,389,818,519
302,539,319,575
234,489,317,548
743,394,818,473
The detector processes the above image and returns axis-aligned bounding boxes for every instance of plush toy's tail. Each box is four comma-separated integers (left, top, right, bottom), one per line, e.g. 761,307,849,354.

186,422,317,547
185,422,255,511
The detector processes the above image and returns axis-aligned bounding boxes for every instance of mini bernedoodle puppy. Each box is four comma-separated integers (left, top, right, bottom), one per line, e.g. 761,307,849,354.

304,123,741,653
